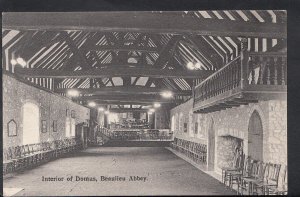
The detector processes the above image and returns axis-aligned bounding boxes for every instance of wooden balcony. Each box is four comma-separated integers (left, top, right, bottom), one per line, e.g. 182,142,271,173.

193,48,287,113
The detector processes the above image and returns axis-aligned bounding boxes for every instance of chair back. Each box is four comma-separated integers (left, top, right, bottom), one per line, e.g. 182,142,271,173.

238,153,246,170
14,146,22,158
232,148,242,168
242,156,251,176
249,160,259,177
8,147,15,159
267,163,281,186
3,149,9,161
279,165,287,190
256,161,268,181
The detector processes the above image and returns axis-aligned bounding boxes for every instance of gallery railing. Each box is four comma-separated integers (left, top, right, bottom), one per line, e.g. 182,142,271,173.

194,39,287,111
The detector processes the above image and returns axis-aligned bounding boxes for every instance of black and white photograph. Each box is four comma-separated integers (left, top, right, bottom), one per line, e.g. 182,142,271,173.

2,10,288,196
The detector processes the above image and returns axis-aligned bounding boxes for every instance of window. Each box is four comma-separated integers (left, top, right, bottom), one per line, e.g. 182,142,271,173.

8,119,17,137
53,120,57,132
194,122,198,134
65,117,71,137
184,123,188,133
70,118,76,137
179,113,183,132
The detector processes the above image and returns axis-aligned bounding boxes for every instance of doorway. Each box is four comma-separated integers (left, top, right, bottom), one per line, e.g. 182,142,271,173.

22,102,40,145
208,118,215,170
248,111,263,161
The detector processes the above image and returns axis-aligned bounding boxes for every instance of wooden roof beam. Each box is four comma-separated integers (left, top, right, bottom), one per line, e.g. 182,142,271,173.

83,99,179,104
54,86,192,96
89,45,159,52
2,12,286,38
15,67,214,79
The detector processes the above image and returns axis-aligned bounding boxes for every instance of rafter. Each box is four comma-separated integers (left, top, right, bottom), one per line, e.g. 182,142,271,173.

60,31,91,70
154,35,182,68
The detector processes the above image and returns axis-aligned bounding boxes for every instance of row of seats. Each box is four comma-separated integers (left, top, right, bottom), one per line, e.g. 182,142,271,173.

3,138,83,175
171,137,207,164
110,130,172,141
222,150,287,195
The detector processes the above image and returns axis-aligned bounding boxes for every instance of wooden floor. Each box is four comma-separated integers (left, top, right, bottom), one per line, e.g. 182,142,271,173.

3,147,235,196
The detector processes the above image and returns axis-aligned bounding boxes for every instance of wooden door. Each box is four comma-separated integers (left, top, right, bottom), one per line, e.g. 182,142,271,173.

248,111,263,161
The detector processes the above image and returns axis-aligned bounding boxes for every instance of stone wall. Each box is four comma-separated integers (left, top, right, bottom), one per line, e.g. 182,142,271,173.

170,97,287,175
3,74,90,148
170,99,207,145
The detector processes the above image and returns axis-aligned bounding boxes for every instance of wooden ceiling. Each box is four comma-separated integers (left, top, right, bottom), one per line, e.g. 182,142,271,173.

2,11,287,111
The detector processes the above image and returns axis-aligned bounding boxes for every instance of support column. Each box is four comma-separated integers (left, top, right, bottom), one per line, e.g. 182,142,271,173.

240,38,249,89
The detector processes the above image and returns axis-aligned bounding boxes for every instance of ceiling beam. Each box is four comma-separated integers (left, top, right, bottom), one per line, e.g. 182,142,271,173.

77,94,176,101
89,45,159,52
2,12,286,38
109,108,149,113
54,86,192,96
84,99,179,104
86,101,175,105
15,67,214,79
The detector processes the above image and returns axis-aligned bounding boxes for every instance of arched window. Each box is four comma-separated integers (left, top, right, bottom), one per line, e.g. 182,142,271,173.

22,102,40,145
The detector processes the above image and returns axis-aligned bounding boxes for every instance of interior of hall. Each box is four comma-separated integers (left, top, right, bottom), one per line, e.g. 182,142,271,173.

2,10,287,196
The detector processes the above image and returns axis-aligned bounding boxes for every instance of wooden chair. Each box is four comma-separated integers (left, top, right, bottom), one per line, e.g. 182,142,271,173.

242,161,269,195
14,145,28,170
3,148,15,174
253,163,281,195
272,165,287,195
226,153,246,189
22,144,35,168
238,159,259,195
221,148,243,185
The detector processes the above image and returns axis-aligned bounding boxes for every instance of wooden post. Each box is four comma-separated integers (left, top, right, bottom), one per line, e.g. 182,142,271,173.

240,38,249,89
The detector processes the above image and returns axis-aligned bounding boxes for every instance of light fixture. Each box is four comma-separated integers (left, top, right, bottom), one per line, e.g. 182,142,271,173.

104,110,110,115
161,91,173,98
67,89,79,97
88,102,96,107
187,62,195,70
16,57,27,67
195,62,201,69
153,103,161,108
149,108,155,113
10,59,17,66
98,107,105,112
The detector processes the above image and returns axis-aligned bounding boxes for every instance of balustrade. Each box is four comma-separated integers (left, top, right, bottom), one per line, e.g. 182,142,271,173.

194,50,287,107
194,56,241,103
248,52,287,86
